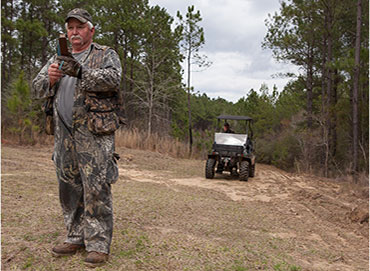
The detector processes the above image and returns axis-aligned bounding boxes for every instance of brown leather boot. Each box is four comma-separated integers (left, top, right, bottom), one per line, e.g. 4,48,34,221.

84,251,109,268
51,242,85,257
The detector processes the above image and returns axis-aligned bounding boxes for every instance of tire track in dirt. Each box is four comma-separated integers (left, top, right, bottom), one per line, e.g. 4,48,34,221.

119,163,369,271
120,164,293,202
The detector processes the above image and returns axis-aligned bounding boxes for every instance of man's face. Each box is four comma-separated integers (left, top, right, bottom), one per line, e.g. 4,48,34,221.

66,18,94,52
223,125,228,131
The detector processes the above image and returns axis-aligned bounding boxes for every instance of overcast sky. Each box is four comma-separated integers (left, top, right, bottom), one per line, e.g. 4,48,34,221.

148,0,298,103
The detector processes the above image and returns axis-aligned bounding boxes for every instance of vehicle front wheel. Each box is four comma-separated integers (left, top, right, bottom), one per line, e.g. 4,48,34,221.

205,158,216,179
249,164,255,177
239,161,249,181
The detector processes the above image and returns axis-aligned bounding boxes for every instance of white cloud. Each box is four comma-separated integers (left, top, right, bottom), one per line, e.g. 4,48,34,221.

189,51,251,92
191,51,296,102
149,0,298,102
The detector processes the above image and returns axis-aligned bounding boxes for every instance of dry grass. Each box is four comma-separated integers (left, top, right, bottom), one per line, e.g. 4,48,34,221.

2,145,304,271
115,128,202,159
333,172,369,200
1,132,54,147
3,128,202,159
2,145,369,270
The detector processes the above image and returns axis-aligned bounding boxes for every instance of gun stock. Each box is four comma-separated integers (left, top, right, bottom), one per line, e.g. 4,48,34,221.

58,33,69,56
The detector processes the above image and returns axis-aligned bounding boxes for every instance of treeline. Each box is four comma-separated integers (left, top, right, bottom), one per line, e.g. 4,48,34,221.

263,0,369,176
1,0,368,178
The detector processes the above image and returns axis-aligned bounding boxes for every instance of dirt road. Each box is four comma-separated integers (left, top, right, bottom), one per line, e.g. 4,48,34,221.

2,145,369,270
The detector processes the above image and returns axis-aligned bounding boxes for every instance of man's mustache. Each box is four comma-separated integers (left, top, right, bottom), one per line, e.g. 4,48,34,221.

71,35,82,41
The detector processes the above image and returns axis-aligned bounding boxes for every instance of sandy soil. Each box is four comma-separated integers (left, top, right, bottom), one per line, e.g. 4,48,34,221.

118,150,369,271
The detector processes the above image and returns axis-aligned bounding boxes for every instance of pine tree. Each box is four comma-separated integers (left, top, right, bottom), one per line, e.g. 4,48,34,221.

177,5,210,154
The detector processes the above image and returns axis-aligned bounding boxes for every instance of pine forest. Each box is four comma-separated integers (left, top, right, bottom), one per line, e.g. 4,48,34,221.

1,0,369,179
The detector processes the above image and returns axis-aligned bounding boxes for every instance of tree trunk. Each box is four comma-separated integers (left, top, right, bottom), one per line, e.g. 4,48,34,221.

306,22,315,129
331,69,339,158
306,58,313,128
1,4,8,85
321,6,333,177
187,46,193,155
352,0,362,174
148,101,152,138
2,0,15,87
121,39,128,125
148,64,154,138
129,50,135,125
28,6,34,80
325,3,335,176
359,79,369,171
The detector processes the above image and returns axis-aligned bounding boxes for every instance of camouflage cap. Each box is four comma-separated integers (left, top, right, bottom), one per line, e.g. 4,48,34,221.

66,8,92,24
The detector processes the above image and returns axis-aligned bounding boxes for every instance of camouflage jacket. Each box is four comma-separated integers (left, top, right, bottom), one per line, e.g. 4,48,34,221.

32,42,122,133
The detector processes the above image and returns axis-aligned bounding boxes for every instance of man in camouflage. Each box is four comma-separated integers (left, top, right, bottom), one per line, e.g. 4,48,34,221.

32,8,122,267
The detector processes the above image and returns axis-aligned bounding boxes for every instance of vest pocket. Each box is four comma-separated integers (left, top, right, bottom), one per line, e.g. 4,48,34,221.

85,94,120,135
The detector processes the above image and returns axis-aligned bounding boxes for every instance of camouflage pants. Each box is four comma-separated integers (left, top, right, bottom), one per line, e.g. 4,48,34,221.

52,114,118,254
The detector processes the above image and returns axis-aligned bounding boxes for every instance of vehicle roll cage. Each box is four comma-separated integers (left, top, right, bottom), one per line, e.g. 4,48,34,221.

217,115,253,138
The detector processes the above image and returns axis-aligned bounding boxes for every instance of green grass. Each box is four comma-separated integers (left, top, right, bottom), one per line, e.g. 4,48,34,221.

273,262,301,271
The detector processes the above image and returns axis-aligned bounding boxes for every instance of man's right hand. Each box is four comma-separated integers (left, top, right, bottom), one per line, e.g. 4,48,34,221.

48,63,63,87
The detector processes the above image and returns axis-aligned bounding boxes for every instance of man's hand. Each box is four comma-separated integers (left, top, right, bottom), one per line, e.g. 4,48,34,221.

56,55,82,78
48,63,63,87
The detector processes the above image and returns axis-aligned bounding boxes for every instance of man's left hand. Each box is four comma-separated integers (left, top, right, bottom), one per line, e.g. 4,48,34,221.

56,55,82,78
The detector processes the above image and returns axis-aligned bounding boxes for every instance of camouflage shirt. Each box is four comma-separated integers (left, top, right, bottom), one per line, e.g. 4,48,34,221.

32,42,122,129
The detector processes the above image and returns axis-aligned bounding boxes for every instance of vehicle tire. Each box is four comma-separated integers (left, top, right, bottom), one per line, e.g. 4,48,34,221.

239,161,249,181
249,164,255,177
205,158,216,179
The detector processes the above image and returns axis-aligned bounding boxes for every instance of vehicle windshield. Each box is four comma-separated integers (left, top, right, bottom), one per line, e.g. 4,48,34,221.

219,120,248,134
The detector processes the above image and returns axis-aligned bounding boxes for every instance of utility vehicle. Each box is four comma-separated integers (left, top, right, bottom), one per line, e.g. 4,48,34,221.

205,115,256,181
